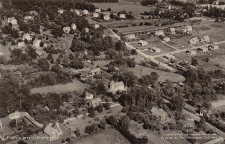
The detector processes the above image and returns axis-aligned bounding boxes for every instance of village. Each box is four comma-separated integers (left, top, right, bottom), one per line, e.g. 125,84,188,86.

0,0,225,144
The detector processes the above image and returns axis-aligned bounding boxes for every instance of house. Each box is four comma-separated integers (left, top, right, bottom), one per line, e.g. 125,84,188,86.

151,47,161,52
95,8,101,13
185,25,193,32
89,68,101,76
213,45,219,50
63,27,70,34
200,107,211,117
181,28,187,33
151,107,169,123
7,17,18,25
22,33,32,41
24,16,34,22
44,123,62,141
93,23,100,29
8,111,22,120
163,37,170,42
109,81,126,94
82,9,89,16
71,9,81,16
36,50,44,57
155,30,164,37
168,28,176,35
125,34,136,40
58,9,65,14
85,91,94,100
138,40,148,46
88,97,101,107
189,37,199,44
164,54,176,60
104,15,110,21
17,42,25,48
71,23,77,30
203,35,210,43
119,14,126,19
93,12,100,18
33,39,42,49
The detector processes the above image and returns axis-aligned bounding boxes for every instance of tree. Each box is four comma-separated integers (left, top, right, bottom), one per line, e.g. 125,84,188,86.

115,40,126,51
88,106,96,118
191,58,198,66
70,38,88,52
103,102,111,110
98,119,106,129
131,49,137,55
119,115,130,129
139,72,159,86
85,123,99,134
120,71,138,87
75,128,80,137
107,115,118,127
37,58,50,71
69,60,84,69
95,104,103,113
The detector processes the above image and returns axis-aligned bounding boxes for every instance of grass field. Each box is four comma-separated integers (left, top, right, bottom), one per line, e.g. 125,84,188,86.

75,128,129,144
30,79,88,94
129,65,185,82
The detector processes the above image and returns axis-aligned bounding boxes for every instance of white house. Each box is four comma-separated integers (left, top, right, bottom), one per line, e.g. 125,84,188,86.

36,49,44,57
82,9,89,16
185,25,193,32
163,37,170,42
168,28,176,35
198,47,208,52
155,30,164,37
138,40,148,46
109,81,126,94
119,14,126,19
71,23,77,30
93,23,100,29
189,37,199,44
63,27,71,34
186,50,197,55
8,111,23,120
33,39,42,49
95,8,101,13
71,9,81,16
8,17,18,25
203,35,210,43
85,91,94,100
22,33,32,41
93,12,100,18
88,98,101,107
44,123,62,141
24,16,34,22
17,42,25,48
104,15,110,21
125,34,136,39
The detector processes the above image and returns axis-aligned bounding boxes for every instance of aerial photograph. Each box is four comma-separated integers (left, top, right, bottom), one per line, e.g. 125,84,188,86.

0,0,225,143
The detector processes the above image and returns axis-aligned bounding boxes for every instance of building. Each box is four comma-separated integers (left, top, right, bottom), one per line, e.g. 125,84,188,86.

189,37,199,44
82,9,89,16
104,15,110,21
71,23,77,30
93,12,100,18
186,50,197,55
44,123,62,141
164,54,176,60
17,42,25,48
63,27,70,34
119,14,126,19
89,68,101,76
151,107,168,123
151,47,161,52
8,111,22,120
155,30,164,37
24,16,34,23
93,23,100,29
109,81,126,94
125,34,136,40
198,47,208,52
36,49,44,57
22,33,32,41
8,17,18,25
185,25,193,32
95,8,101,13
85,91,94,100
58,9,65,14
203,35,210,43
168,28,176,35
163,37,170,42
88,97,101,107
200,107,211,117
33,39,42,49
138,40,148,46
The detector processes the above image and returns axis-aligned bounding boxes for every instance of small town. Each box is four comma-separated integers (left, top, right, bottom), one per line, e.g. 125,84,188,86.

0,0,225,144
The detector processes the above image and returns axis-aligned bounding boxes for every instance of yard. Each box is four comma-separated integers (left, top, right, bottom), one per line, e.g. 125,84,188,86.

30,79,88,94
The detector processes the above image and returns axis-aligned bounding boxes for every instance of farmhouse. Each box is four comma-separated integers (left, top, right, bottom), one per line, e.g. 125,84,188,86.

33,39,42,49
168,28,176,35
104,15,110,21
138,40,148,46
185,25,193,32
125,34,136,40
203,35,210,43
44,123,62,141
119,14,126,19
82,9,89,16
88,97,101,107
151,107,169,123
163,37,170,42
71,23,77,30
151,47,161,52
63,27,71,34
155,30,164,37
93,12,100,18
85,91,94,100
109,81,126,94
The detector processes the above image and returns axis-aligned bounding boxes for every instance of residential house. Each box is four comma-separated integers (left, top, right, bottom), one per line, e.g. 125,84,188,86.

89,68,101,76
125,34,136,40
151,47,161,52
58,9,65,14
164,54,176,60
155,30,165,37
93,12,100,18
85,91,94,100
8,17,18,25
93,23,100,29
138,40,148,46
71,23,77,30
203,35,210,43
71,9,81,16
185,25,193,32
63,27,71,34
104,15,110,21
163,37,170,42
189,37,199,44
213,45,219,50
33,39,42,49
44,123,62,141
95,8,101,13
24,16,34,23
17,42,25,48
151,107,169,123
119,14,126,19
168,28,176,35
36,49,44,57
88,97,101,107
22,33,32,41
200,107,211,117
82,9,89,16
109,81,126,94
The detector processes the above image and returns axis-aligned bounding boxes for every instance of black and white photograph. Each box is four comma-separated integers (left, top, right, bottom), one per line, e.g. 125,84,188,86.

0,0,225,143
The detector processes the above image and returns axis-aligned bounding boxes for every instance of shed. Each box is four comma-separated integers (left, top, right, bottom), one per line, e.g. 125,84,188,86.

138,40,148,46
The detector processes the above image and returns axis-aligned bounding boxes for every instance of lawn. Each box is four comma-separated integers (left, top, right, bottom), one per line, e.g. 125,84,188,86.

129,65,185,82
75,128,129,144
30,79,88,94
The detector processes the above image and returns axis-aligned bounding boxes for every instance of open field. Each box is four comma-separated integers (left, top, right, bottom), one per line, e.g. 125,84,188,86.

75,128,129,144
129,65,185,82
30,79,88,94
